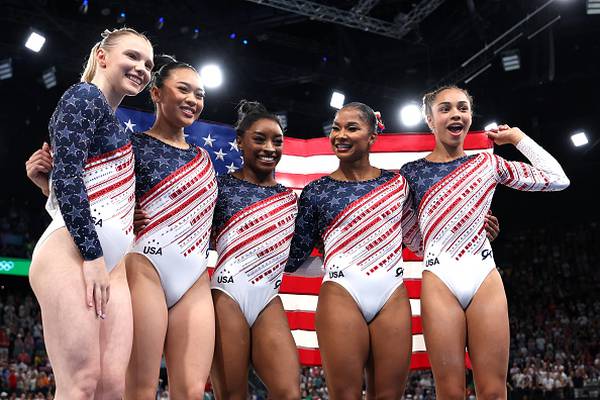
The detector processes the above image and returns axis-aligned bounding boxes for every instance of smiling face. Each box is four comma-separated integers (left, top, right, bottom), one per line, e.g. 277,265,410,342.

426,88,473,148
330,107,376,163
151,67,205,128
238,118,284,175
98,33,153,97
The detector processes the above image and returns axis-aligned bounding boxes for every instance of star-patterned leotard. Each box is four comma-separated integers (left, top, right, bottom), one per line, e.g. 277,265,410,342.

37,82,135,271
129,132,217,308
285,170,421,322
401,136,569,308
210,174,297,326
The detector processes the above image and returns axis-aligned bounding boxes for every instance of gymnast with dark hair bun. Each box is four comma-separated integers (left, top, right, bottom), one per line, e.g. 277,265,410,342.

209,100,301,400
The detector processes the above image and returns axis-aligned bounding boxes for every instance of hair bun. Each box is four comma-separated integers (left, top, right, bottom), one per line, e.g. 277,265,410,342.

236,100,268,119
153,54,177,73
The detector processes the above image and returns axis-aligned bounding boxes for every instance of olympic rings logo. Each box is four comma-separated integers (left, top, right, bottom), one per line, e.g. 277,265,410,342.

0,261,15,272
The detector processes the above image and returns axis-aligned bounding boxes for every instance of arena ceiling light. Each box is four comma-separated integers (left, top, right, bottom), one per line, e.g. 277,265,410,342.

42,67,57,89
587,0,600,14
570,131,589,147
501,50,520,72
484,122,498,131
0,58,12,80
330,91,345,109
199,64,223,89
25,31,46,53
399,103,422,127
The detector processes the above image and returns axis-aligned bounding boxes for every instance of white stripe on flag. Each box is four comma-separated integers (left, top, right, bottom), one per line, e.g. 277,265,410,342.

291,330,427,352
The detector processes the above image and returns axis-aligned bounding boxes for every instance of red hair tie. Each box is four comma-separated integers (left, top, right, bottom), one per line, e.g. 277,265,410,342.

374,111,385,133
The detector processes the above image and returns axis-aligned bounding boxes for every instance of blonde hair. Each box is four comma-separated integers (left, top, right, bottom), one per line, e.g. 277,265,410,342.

421,85,474,120
81,27,151,83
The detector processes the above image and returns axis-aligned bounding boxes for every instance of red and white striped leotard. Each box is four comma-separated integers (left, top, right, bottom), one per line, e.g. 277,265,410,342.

211,174,298,326
401,135,569,308
130,137,217,308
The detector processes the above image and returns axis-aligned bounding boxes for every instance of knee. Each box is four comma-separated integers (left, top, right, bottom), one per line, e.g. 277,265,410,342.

329,387,363,400
476,386,507,400
65,368,102,399
268,386,301,400
171,384,206,400
97,374,127,400
435,384,466,400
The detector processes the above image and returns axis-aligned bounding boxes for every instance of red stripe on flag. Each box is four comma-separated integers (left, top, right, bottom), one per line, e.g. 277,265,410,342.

282,132,492,156
297,349,471,370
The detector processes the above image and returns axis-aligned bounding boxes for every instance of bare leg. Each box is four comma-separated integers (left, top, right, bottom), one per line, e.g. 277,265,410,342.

210,290,251,400
364,284,412,400
420,271,467,400
164,271,215,400
96,261,134,400
29,228,102,400
466,269,509,400
315,282,370,400
251,296,300,400
123,254,169,400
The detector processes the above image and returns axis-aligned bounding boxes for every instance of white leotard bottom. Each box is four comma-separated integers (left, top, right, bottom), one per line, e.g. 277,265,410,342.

323,258,405,323
211,272,281,327
422,247,496,309
34,197,133,272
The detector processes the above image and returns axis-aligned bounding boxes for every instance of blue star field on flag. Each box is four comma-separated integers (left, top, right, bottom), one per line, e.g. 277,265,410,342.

115,107,243,176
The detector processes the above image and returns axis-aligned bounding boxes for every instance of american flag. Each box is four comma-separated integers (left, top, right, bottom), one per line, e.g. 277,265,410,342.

116,107,493,369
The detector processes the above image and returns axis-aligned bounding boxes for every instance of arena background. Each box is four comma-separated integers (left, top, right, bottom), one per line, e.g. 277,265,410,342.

0,0,598,398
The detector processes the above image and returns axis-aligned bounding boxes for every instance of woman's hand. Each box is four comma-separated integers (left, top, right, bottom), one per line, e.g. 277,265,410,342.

486,124,525,146
485,211,500,242
83,257,110,319
25,142,53,196
133,206,150,235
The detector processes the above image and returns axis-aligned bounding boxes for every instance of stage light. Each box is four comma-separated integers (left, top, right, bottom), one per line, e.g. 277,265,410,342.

502,50,520,71
229,33,236,39
330,91,345,109
200,64,223,88
42,67,57,89
485,122,498,131
571,132,588,147
79,0,89,15
242,39,248,45
587,0,600,14
399,103,421,127
117,11,126,24
25,32,46,53
193,28,200,39
156,17,165,30
0,58,13,80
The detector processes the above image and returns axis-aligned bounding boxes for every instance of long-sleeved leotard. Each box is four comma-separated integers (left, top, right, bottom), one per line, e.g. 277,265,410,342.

400,135,569,308
38,82,135,271
210,174,297,326
129,132,217,308
285,170,421,322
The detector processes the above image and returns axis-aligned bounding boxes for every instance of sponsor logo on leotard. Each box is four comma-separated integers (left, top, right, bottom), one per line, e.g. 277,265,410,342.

395,266,404,277
143,246,163,255
274,279,282,289
425,257,440,267
217,275,234,283
92,217,103,227
328,271,345,278
482,249,493,260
